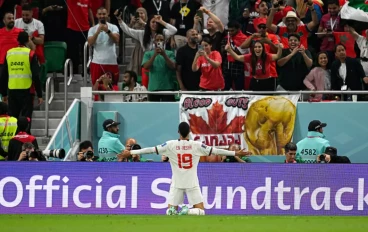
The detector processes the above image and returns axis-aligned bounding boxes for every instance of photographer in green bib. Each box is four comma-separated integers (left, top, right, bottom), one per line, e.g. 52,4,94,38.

0,31,43,133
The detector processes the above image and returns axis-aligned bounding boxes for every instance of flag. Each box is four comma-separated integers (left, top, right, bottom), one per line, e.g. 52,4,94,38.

333,32,356,58
340,0,368,32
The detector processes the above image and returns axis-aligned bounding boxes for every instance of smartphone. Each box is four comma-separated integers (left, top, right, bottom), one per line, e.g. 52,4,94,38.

157,42,163,49
100,19,106,24
135,12,140,19
196,10,203,18
198,44,203,50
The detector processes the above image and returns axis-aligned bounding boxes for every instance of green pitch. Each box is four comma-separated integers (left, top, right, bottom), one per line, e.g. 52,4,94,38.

1,215,368,232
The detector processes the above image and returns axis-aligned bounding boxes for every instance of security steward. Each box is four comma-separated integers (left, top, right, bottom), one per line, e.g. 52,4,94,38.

0,102,18,160
0,31,43,129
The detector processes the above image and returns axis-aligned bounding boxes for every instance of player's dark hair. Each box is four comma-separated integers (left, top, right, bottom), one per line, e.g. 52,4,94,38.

178,122,190,138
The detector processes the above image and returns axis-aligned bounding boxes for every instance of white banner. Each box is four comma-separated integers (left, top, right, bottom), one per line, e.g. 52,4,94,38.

180,95,300,155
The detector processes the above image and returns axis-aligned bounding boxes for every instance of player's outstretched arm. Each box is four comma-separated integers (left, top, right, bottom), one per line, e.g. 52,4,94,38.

123,147,157,156
211,147,252,157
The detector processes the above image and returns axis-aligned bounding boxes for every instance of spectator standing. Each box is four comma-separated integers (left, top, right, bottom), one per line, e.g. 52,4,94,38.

142,0,171,23
116,13,177,52
304,51,331,101
14,4,45,64
142,33,176,102
192,37,224,91
226,41,282,91
7,116,38,161
272,0,295,25
194,7,225,52
267,0,319,49
252,0,269,30
277,34,313,91
0,32,43,128
39,0,67,42
98,119,127,162
240,18,280,88
331,44,367,101
128,8,148,76
296,120,330,163
91,0,110,23
88,7,120,100
316,0,343,63
0,13,24,73
176,29,201,91
221,21,248,90
347,26,368,76
170,0,201,50
122,70,148,102
66,0,94,74
0,102,18,159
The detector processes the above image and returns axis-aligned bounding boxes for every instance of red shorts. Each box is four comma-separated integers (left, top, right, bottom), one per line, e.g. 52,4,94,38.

90,62,119,85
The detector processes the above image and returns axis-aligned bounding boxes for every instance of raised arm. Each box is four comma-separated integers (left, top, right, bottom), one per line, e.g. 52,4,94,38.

267,4,278,33
201,6,224,33
225,44,245,62
115,10,143,41
271,44,282,61
306,1,319,31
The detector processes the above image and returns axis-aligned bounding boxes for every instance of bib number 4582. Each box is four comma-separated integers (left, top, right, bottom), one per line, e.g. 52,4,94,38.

177,153,193,169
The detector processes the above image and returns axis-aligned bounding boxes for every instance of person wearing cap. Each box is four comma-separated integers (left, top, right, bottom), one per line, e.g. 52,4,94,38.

0,31,43,124
0,102,18,160
7,116,38,161
266,0,318,49
317,146,351,163
98,119,129,162
296,120,330,163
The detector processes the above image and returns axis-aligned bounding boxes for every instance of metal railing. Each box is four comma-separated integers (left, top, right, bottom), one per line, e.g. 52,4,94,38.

64,59,74,114
83,42,93,86
44,59,73,137
91,90,368,102
45,99,81,161
121,5,128,64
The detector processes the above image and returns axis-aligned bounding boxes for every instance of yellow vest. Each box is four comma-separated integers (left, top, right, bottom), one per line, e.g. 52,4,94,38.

0,116,18,153
6,47,33,89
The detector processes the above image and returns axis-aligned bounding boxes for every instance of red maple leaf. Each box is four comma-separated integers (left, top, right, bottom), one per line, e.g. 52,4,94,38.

189,101,244,134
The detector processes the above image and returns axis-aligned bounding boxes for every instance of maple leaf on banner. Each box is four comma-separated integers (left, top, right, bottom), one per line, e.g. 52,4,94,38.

189,101,244,134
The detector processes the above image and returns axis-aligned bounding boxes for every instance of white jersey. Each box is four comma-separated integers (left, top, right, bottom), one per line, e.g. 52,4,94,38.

155,140,212,189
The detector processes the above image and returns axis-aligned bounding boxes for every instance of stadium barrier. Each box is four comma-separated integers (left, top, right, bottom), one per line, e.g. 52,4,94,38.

0,163,367,215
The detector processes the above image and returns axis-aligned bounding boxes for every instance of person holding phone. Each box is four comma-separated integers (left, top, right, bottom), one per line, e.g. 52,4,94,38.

92,72,119,101
192,37,224,91
128,8,148,76
88,7,120,101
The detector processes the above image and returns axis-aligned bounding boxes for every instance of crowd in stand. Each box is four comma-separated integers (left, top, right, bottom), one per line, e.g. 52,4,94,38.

1,0,368,104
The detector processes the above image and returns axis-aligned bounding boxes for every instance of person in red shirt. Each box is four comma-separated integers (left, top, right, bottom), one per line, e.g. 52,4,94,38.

66,0,94,74
272,0,295,25
192,37,224,91
240,18,281,82
0,13,24,67
266,0,319,49
225,40,282,91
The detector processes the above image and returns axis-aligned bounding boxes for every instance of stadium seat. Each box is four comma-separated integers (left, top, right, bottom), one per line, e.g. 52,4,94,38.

44,41,67,78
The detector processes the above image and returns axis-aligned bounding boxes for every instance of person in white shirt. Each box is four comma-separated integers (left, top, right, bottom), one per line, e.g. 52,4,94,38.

347,26,368,76
88,7,120,94
122,71,148,102
14,4,43,52
123,122,251,216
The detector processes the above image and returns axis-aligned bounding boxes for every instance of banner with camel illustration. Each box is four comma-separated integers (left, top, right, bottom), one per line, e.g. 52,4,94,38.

179,95,300,155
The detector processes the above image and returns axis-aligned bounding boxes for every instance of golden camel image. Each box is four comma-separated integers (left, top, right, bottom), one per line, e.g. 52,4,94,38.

244,96,296,155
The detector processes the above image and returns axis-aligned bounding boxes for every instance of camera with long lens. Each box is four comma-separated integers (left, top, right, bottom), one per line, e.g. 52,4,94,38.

131,144,141,150
43,149,66,159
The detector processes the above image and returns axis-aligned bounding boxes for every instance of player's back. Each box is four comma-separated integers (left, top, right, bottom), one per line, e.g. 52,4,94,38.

161,140,211,189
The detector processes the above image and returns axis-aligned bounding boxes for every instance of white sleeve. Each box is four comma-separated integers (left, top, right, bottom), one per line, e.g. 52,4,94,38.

356,35,365,50
130,147,156,155
37,21,45,35
211,147,236,156
118,20,143,41
163,23,178,38
194,142,212,156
